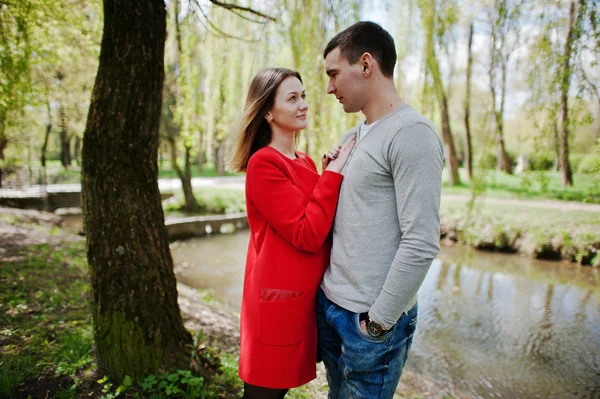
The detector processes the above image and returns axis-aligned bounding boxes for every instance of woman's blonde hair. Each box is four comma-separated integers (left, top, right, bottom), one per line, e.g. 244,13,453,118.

228,68,302,173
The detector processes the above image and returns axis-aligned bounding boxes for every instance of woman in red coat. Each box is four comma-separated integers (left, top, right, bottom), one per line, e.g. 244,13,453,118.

228,68,355,398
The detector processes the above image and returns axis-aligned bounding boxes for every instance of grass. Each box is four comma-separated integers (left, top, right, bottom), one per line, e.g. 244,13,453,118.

164,188,246,216
0,241,93,397
0,235,254,398
442,168,600,203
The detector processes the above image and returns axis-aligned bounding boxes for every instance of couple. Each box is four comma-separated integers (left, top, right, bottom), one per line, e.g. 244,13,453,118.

229,22,444,399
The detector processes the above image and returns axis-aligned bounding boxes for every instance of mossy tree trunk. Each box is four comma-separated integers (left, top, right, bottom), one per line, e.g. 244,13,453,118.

81,0,193,383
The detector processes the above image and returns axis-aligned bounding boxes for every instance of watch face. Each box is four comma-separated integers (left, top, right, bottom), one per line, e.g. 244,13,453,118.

367,321,383,337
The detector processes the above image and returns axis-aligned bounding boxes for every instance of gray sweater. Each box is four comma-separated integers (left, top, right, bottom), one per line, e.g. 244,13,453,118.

321,104,444,329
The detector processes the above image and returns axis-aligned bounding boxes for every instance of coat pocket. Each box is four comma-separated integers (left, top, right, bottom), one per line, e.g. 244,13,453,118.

257,288,305,346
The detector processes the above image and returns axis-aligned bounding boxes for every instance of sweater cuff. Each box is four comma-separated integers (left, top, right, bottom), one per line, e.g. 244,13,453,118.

321,169,344,184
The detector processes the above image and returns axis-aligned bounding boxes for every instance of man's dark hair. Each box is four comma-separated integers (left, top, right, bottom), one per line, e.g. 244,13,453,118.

324,21,396,78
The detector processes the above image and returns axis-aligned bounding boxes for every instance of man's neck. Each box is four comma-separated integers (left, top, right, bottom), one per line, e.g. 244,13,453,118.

362,83,405,125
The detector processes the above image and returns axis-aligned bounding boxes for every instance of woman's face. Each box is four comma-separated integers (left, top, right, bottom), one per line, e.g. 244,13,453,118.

267,76,308,133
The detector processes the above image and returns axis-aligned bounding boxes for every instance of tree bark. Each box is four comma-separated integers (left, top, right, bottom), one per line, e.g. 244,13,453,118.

73,136,81,165
560,1,576,186
464,22,474,180
0,136,6,189
41,100,52,168
81,0,193,383
196,132,204,172
422,1,460,185
214,138,225,175
172,0,199,210
59,105,72,167
168,136,198,212
439,93,461,185
489,4,512,175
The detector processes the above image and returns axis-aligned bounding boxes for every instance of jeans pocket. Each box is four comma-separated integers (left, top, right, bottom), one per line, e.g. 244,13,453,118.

257,289,306,346
353,313,392,343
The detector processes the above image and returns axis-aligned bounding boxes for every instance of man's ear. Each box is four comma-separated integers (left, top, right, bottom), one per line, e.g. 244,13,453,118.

360,52,374,77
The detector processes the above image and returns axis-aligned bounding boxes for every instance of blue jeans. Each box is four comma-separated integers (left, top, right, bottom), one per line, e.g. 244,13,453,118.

316,288,418,399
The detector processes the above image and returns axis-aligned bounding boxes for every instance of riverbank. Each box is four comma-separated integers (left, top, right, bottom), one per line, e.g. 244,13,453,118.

440,196,600,266
0,208,468,398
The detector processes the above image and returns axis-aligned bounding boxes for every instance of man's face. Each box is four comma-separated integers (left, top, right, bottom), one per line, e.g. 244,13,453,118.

325,47,365,114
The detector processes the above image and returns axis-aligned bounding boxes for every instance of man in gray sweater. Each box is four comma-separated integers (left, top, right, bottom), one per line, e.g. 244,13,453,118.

317,22,444,398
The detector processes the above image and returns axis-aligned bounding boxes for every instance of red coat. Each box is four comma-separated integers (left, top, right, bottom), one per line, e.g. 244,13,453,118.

238,146,343,388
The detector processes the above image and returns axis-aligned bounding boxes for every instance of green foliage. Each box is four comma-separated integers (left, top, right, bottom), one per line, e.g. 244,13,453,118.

0,357,37,397
96,370,204,399
528,152,556,171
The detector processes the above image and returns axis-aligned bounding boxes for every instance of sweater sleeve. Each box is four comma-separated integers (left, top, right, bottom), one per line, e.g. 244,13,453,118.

368,123,444,329
246,154,343,254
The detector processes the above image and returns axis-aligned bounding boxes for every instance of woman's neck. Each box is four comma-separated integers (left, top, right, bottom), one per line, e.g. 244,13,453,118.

269,129,296,159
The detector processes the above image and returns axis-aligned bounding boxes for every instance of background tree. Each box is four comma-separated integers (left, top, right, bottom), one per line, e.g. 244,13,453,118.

558,0,579,186
464,21,475,180
420,0,461,185
0,0,33,186
487,0,524,174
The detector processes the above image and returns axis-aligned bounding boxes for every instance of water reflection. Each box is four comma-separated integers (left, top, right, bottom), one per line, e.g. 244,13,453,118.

170,231,600,398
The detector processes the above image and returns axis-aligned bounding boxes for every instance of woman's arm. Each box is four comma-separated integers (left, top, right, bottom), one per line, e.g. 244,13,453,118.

246,155,343,253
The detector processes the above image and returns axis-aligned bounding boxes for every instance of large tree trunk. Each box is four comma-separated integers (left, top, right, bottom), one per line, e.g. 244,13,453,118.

464,22,474,180
81,0,193,383
560,1,576,187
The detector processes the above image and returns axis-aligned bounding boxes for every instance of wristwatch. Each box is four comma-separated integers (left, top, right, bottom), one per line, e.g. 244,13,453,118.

360,312,387,337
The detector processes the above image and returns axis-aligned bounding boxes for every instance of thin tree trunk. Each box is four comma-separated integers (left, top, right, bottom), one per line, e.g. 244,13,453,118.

59,106,72,167
173,0,199,210
560,1,576,186
168,136,197,212
440,94,461,185
498,60,512,173
464,22,474,180
196,132,204,172
0,136,6,189
214,138,225,175
489,16,512,175
423,3,460,185
73,136,81,165
41,100,52,168
0,107,6,187
81,0,193,382
553,121,561,171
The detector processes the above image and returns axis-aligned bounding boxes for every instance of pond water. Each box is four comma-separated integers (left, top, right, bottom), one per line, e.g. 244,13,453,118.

171,230,600,399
